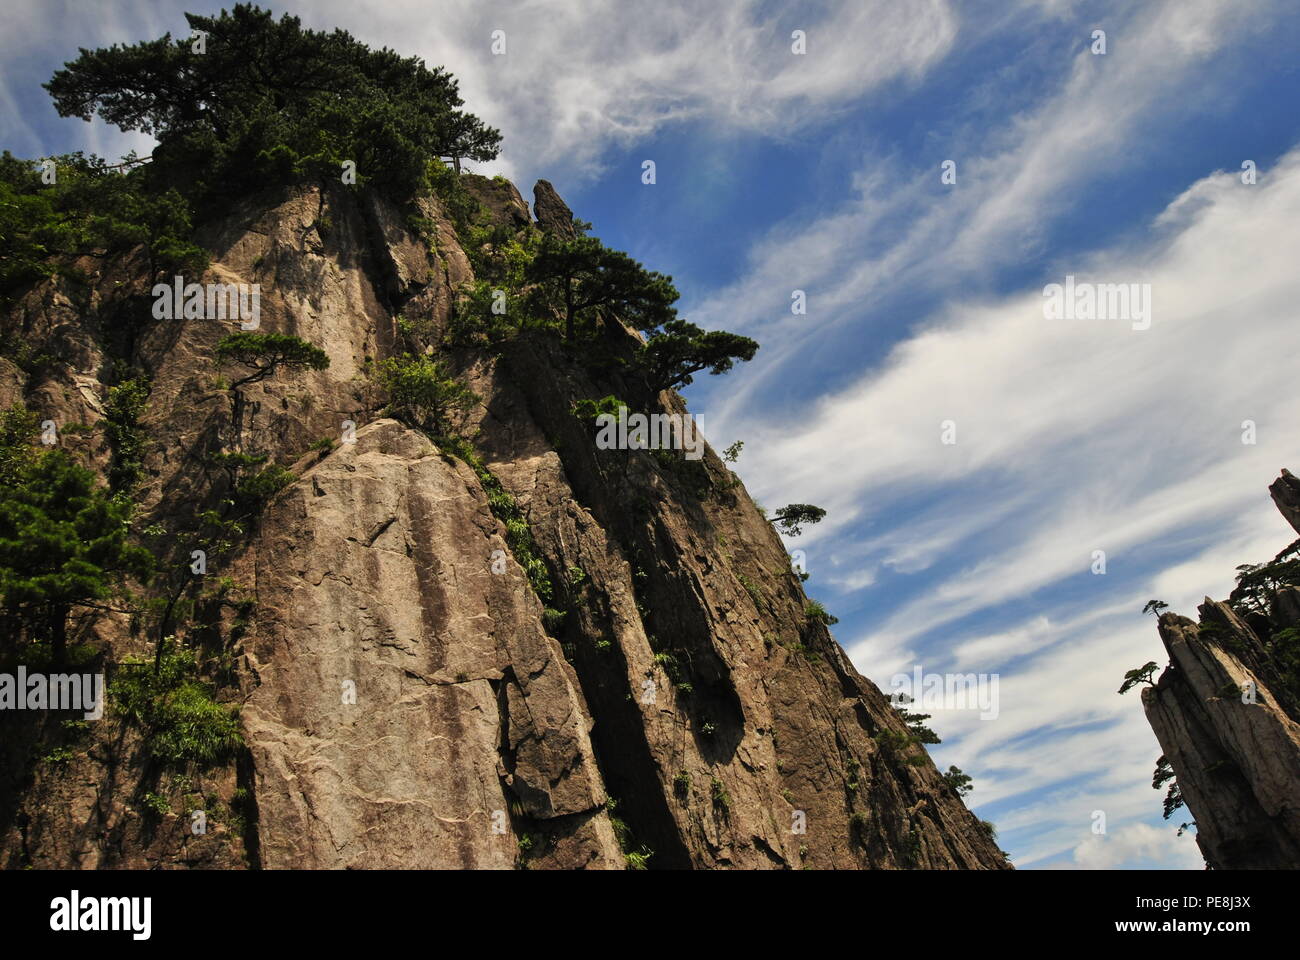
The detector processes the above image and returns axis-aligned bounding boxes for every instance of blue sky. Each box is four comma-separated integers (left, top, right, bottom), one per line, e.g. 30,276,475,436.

5,0,1300,869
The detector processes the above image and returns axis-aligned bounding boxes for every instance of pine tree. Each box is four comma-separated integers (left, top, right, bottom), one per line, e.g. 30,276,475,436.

642,319,759,392
0,419,154,663
526,234,679,340
43,3,499,200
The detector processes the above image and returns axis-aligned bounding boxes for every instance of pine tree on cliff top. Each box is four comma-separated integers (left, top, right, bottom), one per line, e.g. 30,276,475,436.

44,3,500,199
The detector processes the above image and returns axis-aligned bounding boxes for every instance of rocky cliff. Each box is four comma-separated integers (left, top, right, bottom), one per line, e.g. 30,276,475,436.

1141,471,1300,869
0,173,1009,870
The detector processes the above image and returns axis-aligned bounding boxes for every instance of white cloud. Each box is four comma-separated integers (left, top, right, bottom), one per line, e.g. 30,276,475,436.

0,0,174,159
692,0,1284,407
870,147,1300,860
297,0,960,185
745,151,1300,665
4,0,962,181
698,0,1299,869
912,514,1293,867
1071,823,1204,870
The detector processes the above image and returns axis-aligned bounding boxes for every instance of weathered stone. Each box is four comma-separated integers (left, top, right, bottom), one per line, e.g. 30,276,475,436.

237,419,621,867
1270,468,1300,535
461,333,1010,869
461,174,531,231
1140,470,1300,869
533,180,578,238
363,191,432,303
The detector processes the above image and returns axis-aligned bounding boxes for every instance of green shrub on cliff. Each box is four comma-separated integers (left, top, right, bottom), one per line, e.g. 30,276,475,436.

437,436,553,606
112,645,243,767
773,503,826,537
804,600,838,625
641,318,759,393
571,395,626,422
376,354,478,435
3,4,500,308
1118,661,1158,694
103,375,151,491
942,765,973,797
0,411,154,663
1152,755,1185,819
445,279,518,346
524,233,679,341
1228,539,1300,616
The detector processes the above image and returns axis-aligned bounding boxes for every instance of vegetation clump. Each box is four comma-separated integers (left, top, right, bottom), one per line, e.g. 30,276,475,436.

1152,754,1184,820
0,408,153,663
804,600,838,625
773,503,826,537
941,765,973,798
0,150,205,306
111,645,243,767
43,4,500,203
103,375,151,491
375,354,478,435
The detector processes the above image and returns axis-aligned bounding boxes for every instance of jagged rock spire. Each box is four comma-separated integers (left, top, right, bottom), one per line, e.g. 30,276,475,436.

533,179,577,238
1140,469,1300,868
1269,468,1300,534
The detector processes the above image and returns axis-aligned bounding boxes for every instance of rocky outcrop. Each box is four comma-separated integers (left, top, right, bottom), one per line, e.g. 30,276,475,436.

461,175,531,231
532,180,577,238
459,339,1005,868
1270,469,1300,535
1141,473,1300,869
238,419,622,868
0,171,1007,869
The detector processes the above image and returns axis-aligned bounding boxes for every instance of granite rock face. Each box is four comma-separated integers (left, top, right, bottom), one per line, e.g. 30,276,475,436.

1141,472,1300,869
532,180,578,239
239,419,620,868
0,176,1007,869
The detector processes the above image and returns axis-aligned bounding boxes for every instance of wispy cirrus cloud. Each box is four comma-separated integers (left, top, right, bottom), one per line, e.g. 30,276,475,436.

686,0,1299,867
5,1,962,183
305,0,961,184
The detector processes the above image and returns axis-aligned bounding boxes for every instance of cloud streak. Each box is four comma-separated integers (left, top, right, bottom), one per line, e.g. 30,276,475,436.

687,0,1297,868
